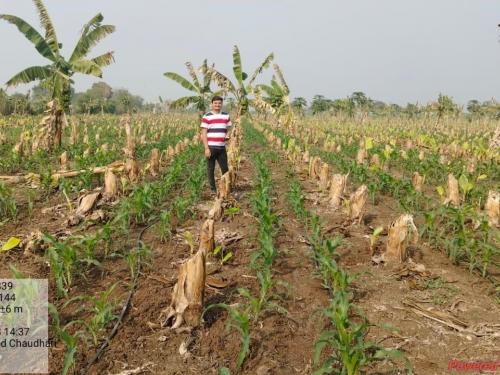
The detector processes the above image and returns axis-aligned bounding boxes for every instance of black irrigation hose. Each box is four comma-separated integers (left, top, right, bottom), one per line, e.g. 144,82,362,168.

80,219,159,375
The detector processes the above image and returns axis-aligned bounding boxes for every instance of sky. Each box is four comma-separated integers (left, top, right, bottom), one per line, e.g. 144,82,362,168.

1,0,499,105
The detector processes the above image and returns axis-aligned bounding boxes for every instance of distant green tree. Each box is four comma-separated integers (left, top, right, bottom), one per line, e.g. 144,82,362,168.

351,91,369,108
30,83,51,114
403,103,420,118
331,98,354,117
9,93,31,114
311,95,333,115
466,100,482,116
89,82,113,113
111,89,143,114
435,94,459,120
388,103,402,115
371,100,387,115
350,91,373,120
0,89,10,115
74,91,99,114
291,97,308,115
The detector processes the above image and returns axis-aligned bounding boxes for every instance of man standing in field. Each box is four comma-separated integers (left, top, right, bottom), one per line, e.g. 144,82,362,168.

200,96,232,195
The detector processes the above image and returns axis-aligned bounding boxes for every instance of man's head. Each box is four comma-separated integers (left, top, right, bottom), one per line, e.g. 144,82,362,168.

211,95,223,113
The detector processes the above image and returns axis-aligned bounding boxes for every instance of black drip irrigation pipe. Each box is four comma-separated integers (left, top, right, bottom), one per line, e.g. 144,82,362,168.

80,219,158,375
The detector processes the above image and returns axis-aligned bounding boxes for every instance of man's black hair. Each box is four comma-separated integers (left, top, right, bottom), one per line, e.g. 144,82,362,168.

211,95,223,103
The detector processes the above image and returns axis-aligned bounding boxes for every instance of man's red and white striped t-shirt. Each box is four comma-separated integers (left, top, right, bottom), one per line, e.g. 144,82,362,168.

200,111,232,148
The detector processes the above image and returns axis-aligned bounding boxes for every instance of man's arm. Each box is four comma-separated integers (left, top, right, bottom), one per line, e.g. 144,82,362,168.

201,128,211,157
225,116,233,140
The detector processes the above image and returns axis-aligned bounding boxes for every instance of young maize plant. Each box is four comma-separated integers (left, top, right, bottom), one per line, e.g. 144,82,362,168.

0,182,17,220
250,153,280,268
264,126,411,374
204,302,251,370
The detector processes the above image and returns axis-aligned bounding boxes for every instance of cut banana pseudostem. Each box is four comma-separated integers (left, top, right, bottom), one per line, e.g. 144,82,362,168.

330,173,349,209
444,173,460,207
384,214,419,263
485,190,499,228
347,185,368,224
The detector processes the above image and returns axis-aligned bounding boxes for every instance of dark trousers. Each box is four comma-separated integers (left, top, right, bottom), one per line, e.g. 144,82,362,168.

207,147,228,191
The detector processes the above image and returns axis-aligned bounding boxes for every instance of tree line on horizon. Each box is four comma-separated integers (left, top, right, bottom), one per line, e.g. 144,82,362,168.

292,93,500,119
2,85,499,120
0,83,147,116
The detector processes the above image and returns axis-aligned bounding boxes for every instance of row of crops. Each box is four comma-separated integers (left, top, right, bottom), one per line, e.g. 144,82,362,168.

257,117,499,288
0,112,498,374
0,113,211,372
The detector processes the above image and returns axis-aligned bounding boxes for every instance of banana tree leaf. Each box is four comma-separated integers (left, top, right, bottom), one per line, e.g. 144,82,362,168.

6,66,53,87
0,15,56,62
232,45,244,86
70,24,115,63
33,0,59,54
1,237,21,252
164,72,197,93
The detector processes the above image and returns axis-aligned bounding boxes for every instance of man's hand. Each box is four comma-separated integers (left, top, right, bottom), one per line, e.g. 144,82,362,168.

204,147,211,158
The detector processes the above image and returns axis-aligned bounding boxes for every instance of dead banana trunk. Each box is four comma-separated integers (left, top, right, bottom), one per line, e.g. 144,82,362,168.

330,173,348,209
218,172,231,200
444,174,460,207
485,191,499,228
161,219,213,329
347,185,368,224
104,168,119,198
149,148,160,177
384,214,418,262
412,172,424,193
318,163,331,191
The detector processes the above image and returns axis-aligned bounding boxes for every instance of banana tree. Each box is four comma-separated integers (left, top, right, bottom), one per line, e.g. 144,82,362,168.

255,64,293,126
1,0,115,113
164,60,216,118
209,45,274,118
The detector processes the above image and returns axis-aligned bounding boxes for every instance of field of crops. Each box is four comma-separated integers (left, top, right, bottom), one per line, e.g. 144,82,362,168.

0,111,498,375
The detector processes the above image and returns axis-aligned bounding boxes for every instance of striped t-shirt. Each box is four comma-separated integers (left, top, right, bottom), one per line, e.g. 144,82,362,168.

200,111,232,148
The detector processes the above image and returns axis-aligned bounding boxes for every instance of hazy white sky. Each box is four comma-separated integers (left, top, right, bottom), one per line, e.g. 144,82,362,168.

1,0,499,105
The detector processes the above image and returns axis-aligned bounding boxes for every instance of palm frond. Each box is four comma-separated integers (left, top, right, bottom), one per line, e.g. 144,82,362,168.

70,24,115,62
72,59,103,78
90,51,115,68
80,13,104,36
252,92,276,115
32,0,59,54
169,95,199,110
0,15,56,62
201,59,211,88
5,65,53,87
185,62,201,90
248,52,274,87
273,64,290,95
232,45,244,87
206,67,236,96
164,72,197,93
256,83,276,97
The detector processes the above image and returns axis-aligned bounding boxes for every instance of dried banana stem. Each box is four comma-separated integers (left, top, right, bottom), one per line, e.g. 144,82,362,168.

384,214,418,262
485,190,499,228
347,185,368,224
444,174,460,207
330,173,348,209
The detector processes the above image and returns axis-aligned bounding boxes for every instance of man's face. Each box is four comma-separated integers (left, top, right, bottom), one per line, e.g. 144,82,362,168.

212,100,223,112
